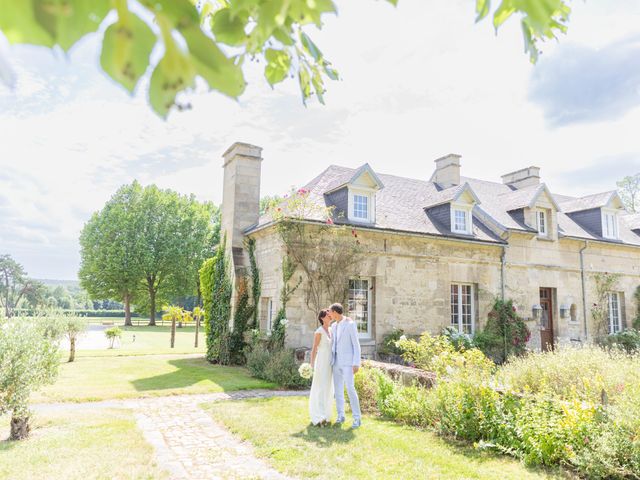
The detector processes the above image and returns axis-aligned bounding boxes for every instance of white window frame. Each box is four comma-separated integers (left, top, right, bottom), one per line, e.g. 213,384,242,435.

266,299,274,333
537,209,548,237
602,209,619,240
348,187,375,223
348,277,372,339
451,203,473,235
608,292,621,334
450,283,475,334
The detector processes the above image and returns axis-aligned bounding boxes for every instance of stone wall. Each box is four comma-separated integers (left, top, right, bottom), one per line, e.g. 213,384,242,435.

248,224,640,354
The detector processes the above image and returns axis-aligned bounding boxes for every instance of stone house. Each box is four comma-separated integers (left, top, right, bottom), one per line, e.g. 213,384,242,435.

221,142,640,356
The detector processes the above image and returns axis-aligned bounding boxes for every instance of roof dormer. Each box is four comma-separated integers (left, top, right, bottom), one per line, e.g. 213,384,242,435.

560,191,625,241
425,183,481,236
500,183,560,240
324,164,384,224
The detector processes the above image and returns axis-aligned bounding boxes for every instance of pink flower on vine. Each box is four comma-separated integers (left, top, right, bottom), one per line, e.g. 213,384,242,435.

297,188,308,195
326,218,334,225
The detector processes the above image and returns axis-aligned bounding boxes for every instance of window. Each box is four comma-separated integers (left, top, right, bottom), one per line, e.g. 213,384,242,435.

537,209,547,236
266,298,274,332
353,194,368,220
348,189,374,222
451,205,472,234
348,278,372,337
602,210,619,239
608,292,621,334
451,283,474,334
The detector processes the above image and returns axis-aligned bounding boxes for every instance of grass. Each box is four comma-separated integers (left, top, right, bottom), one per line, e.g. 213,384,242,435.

33,354,275,403
205,396,568,480
71,325,206,357
0,408,167,480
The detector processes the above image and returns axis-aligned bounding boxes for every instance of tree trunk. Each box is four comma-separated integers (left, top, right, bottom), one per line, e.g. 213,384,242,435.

124,294,132,327
10,415,30,440
170,319,176,348
148,285,156,326
195,315,200,348
68,337,76,362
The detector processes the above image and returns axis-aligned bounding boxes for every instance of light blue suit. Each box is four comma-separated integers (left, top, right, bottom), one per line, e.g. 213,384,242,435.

331,317,362,422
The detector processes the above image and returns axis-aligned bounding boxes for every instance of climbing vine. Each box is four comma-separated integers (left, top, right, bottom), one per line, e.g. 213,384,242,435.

269,255,302,350
246,237,261,329
591,272,621,337
199,236,232,364
268,188,364,315
474,298,530,364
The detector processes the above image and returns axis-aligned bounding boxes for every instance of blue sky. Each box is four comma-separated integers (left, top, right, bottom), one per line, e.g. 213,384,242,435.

0,0,639,280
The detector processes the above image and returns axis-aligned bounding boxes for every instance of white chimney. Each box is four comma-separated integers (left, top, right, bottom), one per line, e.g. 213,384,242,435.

221,142,263,263
431,154,461,188
501,166,541,189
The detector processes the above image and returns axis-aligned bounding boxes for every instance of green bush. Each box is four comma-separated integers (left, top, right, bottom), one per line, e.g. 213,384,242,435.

380,385,433,428
441,326,474,351
263,348,310,389
596,329,640,354
378,328,405,356
474,298,530,364
354,365,383,413
396,332,493,380
104,326,122,348
246,343,272,379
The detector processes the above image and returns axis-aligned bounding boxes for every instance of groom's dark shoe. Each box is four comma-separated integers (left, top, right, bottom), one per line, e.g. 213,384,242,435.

351,419,361,429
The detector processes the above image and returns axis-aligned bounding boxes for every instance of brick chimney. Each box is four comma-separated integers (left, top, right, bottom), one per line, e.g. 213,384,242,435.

501,166,540,189
221,142,262,270
431,154,461,188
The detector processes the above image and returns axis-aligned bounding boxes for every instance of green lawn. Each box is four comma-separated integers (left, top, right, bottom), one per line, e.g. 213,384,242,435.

72,325,206,357
33,354,275,403
0,409,167,480
205,397,569,480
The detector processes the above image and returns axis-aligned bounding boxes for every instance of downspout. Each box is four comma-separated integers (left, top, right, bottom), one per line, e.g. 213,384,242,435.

579,241,589,341
501,232,510,301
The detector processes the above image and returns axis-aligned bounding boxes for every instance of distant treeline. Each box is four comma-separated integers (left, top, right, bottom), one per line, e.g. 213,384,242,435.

14,309,138,318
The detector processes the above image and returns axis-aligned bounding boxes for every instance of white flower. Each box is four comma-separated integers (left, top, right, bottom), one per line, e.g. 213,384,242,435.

399,335,407,341
298,362,313,379
280,318,288,326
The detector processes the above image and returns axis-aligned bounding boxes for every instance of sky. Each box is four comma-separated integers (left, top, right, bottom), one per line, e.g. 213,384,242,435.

1,0,639,280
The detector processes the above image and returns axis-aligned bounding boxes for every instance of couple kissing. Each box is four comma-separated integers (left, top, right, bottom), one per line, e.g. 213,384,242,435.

308,303,362,429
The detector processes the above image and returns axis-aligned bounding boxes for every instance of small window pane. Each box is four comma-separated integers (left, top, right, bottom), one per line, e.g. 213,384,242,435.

538,210,546,234
349,278,370,335
454,209,467,232
353,194,368,219
451,283,474,334
608,293,620,333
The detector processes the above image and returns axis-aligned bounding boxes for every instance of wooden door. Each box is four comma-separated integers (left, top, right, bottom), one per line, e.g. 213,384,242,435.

539,288,554,351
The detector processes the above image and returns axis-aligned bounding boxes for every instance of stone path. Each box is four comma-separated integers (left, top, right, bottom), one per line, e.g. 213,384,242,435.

35,390,308,480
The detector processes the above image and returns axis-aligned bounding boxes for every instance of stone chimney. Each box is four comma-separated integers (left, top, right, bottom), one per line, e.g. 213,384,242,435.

501,166,541,189
431,154,461,188
221,142,263,269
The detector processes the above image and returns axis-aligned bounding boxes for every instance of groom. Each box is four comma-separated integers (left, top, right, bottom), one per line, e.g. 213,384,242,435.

329,303,362,429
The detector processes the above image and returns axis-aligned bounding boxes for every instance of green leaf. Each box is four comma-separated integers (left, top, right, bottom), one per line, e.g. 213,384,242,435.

298,65,311,104
139,0,199,30
493,0,515,29
211,7,248,46
322,62,339,81
300,31,321,61
0,1,54,46
149,50,196,118
32,0,111,51
264,48,291,85
181,25,246,98
100,13,156,94
311,67,324,104
475,0,490,22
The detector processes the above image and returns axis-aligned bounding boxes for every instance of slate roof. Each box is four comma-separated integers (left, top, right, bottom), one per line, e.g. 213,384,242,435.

249,164,640,247
559,191,618,213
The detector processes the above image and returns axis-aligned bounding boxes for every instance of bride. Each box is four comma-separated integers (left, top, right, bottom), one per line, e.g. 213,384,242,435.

309,309,334,426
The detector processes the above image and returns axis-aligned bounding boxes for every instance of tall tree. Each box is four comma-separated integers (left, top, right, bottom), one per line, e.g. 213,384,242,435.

136,186,216,325
0,1,570,117
0,255,44,317
617,173,640,213
79,182,146,326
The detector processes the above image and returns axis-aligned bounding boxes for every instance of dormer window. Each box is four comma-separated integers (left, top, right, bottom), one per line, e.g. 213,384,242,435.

348,188,375,223
602,209,619,239
451,204,473,235
353,194,369,220
537,209,548,237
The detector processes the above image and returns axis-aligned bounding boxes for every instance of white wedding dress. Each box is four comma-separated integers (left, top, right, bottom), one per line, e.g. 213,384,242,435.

309,326,334,425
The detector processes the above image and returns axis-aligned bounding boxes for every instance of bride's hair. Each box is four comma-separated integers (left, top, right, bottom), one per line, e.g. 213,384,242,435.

318,309,329,325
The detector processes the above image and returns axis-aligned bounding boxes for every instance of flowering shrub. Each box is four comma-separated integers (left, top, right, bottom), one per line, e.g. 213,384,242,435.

474,298,530,363
396,332,494,380
596,329,640,354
